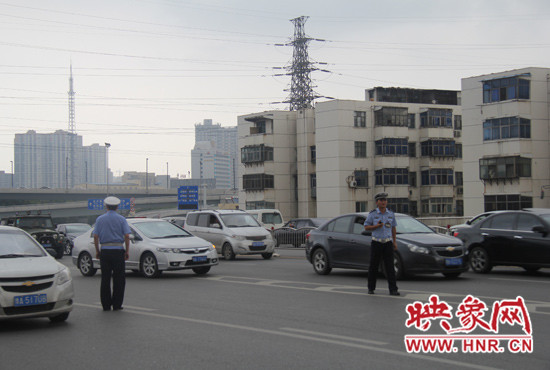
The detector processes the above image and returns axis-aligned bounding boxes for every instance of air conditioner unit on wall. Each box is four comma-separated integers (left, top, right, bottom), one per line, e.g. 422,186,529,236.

349,180,357,188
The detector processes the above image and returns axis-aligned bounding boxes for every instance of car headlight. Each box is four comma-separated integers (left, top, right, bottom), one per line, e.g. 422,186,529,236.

33,234,38,240
56,266,71,285
232,235,246,241
406,243,430,254
210,244,216,250
52,234,58,240
157,247,175,253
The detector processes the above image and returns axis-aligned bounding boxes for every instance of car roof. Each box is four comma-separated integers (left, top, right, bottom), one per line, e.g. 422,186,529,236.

188,209,247,214
126,218,169,224
523,208,550,215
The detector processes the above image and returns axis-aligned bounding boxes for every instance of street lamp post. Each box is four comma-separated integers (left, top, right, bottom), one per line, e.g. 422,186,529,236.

105,142,111,195
146,158,149,194
166,162,169,189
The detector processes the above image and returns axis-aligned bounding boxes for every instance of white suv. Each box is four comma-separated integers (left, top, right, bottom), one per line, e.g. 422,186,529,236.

185,210,275,260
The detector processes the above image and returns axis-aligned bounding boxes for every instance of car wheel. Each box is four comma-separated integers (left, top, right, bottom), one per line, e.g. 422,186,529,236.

392,253,406,280
312,248,332,275
64,241,72,256
443,272,462,279
523,266,541,273
469,246,492,273
78,252,97,277
49,312,69,323
222,243,235,260
261,252,273,259
140,253,161,278
192,266,211,275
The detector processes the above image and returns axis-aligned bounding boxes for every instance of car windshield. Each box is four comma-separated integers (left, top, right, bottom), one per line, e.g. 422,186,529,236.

262,213,282,224
66,224,91,234
16,217,54,229
540,214,550,224
0,230,47,257
221,214,260,228
132,221,192,239
395,216,434,234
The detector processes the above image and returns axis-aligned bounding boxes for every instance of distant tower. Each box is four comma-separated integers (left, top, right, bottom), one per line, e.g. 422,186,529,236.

285,16,320,111
67,64,76,188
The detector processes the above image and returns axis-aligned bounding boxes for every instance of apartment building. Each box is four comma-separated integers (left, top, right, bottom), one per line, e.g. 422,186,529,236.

315,88,463,218
462,67,550,215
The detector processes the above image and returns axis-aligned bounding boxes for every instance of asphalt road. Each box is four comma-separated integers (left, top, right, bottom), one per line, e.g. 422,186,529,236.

1,249,549,370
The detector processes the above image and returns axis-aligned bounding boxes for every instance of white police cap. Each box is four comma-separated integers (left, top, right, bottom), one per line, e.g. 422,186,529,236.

104,196,121,207
374,192,388,201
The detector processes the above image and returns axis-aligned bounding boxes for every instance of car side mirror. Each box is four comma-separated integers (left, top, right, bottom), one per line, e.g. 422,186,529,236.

532,226,548,235
211,224,221,229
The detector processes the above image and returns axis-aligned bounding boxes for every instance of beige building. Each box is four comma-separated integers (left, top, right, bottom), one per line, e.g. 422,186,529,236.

239,88,464,220
462,67,550,216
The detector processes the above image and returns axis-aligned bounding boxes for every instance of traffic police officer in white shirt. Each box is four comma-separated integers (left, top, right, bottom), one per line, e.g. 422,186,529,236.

94,196,131,311
364,192,400,296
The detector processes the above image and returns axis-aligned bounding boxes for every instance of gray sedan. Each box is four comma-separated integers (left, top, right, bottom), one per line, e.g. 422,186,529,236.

305,213,468,279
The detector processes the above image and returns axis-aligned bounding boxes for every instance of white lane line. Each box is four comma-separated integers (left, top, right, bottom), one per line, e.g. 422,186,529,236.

490,277,550,284
279,327,387,346
75,302,156,312
75,304,497,370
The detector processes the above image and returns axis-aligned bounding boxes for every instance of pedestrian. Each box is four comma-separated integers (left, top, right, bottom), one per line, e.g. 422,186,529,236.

94,196,131,311
363,192,400,296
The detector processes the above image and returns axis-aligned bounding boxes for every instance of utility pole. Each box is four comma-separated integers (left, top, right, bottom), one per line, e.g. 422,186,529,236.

105,143,111,195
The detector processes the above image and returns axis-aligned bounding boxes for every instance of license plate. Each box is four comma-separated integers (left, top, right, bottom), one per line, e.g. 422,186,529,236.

192,256,207,262
42,243,52,248
252,242,264,247
445,257,462,266
14,294,47,307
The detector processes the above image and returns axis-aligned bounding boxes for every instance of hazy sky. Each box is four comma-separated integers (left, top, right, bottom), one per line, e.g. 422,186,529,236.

1,0,549,178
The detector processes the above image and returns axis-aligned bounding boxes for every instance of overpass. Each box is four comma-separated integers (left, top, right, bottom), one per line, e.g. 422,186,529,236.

0,188,238,224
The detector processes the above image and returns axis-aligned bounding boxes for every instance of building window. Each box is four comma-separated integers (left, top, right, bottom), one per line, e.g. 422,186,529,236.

455,144,462,159
421,169,454,185
454,115,462,130
456,200,464,216
356,201,367,212
354,170,368,187
246,201,275,210
479,156,531,181
388,198,410,214
375,138,408,156
243,174,274,191
482,117,531,141
484,194,532,211
354,141,367,158
374,107,408,127
420,139,456,157
375,168,408,185
354,111,366,127
408,142,416,157
241,145,273,165
310,145,316,164
409,171,417,187
421,197,454,215
455,172,463,186
408,114,416,128
310,173,317,198
420,109,453,128
483,76,530,103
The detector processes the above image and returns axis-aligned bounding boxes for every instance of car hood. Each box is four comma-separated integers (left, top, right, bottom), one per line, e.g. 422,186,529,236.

398,233,462,247
225,227,271,237
0,256,64,278
144,236,213,249
23,228,57,234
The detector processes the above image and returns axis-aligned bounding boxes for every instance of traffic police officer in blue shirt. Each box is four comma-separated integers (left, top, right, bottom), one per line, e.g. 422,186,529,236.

94,196,131,311
364,192,400,296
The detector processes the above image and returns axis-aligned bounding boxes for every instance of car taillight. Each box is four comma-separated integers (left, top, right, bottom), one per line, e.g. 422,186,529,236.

453,232,459,237
306,233,310,241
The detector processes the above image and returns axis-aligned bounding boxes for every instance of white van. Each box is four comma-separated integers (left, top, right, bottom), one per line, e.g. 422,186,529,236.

246,209,284,231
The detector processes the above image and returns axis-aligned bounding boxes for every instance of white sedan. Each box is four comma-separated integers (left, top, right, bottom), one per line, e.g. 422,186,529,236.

0,226,74,322
72,218,218,278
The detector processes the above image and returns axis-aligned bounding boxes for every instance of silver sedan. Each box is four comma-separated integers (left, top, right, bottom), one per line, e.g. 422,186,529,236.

72,218,218,278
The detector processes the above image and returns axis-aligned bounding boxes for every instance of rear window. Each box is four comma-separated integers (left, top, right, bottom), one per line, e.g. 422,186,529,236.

262,212,282,224
186,213,199,226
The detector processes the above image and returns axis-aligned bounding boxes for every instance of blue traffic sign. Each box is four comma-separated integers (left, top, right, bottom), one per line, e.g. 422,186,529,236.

178,186,199,210
88,198,132,210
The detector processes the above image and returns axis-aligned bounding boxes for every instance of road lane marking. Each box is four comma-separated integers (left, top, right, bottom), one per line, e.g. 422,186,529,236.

74,303,498,370
279,327,387,346
490,277,550,284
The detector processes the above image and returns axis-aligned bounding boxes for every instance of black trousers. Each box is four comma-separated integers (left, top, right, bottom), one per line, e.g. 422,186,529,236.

99,249,126,310
367,241,398,292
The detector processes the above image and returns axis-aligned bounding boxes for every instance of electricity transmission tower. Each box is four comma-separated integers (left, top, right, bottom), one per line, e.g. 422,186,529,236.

67,64,76,189
280,16,327,111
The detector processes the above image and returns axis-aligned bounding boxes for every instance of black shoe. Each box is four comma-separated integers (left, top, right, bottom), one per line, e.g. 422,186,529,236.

103,307,111,311
389,291,400,296
113,307,124,311
368,290,375,295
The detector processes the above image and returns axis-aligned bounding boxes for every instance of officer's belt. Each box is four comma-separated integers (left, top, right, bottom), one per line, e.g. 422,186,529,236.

101,243,123,247
372,237,392,243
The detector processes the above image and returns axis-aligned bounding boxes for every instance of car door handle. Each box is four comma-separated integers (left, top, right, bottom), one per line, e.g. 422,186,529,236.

481,233,489,236
514,235,523,239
